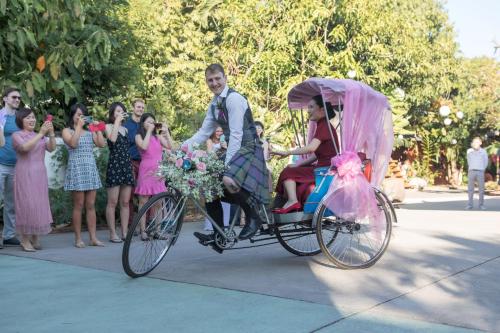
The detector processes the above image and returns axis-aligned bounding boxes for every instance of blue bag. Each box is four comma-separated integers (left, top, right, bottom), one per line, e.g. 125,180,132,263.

303,167,335,214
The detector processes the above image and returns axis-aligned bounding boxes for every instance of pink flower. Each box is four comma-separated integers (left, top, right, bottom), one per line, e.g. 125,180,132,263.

181,144,189,153
196,162,207,172
188,178,196,187
187,151,194,159
194,150,207,158
332,151,362,179
175,158,183,168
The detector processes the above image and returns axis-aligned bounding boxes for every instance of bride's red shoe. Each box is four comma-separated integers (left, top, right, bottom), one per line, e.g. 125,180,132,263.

272,202,302,214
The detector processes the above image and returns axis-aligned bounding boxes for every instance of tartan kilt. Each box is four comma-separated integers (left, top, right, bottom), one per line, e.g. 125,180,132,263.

224,143,270,206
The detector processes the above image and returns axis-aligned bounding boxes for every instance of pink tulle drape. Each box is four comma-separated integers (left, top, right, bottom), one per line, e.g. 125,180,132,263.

288,78,394,225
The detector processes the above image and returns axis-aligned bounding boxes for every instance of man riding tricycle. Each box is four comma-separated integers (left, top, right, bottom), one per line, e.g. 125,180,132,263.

122,64,396,277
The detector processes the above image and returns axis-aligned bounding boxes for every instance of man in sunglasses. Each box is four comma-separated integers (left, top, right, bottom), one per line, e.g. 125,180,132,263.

0,87,22,248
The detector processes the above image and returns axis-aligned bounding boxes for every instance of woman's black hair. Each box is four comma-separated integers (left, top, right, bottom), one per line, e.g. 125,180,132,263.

15,107,34,129
67,103,88,129
108,102,127,124
312,95,336,119
137,112,156,139
254,121,265,139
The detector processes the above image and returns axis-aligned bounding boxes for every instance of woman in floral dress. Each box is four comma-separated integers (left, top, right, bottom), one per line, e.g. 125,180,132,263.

105,102,135,242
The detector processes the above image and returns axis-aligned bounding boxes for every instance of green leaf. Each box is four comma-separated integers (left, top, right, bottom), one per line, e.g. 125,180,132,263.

16,30,26,53
23,28,37,47
49,63,60,80
26,80,34,98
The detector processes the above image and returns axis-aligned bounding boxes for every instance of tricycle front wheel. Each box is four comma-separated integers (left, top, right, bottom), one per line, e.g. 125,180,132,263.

122,191,185,278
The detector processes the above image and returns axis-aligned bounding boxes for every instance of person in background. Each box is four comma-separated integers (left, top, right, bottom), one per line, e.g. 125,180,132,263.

12,108,56,251
254,121,270,160
254,121,273,190
124,99,145,225
105,102,135,242
134,113,173,240
62,103,106,248
466,137,488,210
0,87,22,248
204,126,230,231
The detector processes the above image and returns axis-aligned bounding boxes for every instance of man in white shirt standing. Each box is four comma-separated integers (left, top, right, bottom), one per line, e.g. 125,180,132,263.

466,137,489,210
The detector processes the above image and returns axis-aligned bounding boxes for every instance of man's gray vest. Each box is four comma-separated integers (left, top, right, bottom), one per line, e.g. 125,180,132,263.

210,88,258,147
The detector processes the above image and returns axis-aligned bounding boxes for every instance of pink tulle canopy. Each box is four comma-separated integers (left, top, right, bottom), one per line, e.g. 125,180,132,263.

287,78,394,223
287,78,393,187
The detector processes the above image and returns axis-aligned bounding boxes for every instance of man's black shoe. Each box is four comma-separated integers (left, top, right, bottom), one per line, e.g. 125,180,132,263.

193,232,224,254
3,237,20,246
239,218,262,240
210,244,224,254
193,232,214,245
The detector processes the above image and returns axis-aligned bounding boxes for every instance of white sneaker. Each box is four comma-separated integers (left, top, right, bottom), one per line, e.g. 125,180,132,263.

479,205,486,210
465,205,473,210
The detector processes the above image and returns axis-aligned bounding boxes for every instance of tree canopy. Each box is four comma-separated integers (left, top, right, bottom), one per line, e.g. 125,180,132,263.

1,0,498,155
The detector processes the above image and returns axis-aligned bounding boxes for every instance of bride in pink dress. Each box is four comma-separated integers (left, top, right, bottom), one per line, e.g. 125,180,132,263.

134,113,173,240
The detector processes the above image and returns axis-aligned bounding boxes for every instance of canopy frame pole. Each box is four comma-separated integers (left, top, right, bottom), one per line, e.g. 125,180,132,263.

299,108,307,147
321,93,340,156
287,107,302,148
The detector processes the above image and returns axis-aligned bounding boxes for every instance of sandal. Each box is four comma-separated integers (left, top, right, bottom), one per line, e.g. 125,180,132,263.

109,237,123,243
21,242,36,252
140,232,150,241
89,240,105,247
75,241,86,248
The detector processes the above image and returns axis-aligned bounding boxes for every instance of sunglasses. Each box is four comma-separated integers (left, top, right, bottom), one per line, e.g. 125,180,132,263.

10,96,21,100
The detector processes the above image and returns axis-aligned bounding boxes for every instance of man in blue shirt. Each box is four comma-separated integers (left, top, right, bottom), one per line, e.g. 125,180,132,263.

0,87,21,247
123,99,145,224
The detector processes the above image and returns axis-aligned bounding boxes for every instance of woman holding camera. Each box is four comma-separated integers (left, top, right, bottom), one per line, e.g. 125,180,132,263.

62,103,106,248
134,113,173,240
12,108,56,251
104,102,135,242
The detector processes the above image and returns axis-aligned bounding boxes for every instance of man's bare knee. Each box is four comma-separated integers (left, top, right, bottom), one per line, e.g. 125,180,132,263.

223,176,240,193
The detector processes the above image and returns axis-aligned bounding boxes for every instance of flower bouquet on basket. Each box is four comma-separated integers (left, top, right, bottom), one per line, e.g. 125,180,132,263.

157,144,225,202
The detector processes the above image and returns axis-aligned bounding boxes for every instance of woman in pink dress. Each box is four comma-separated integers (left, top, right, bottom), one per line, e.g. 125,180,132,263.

134,113,173,240
12,108,56,251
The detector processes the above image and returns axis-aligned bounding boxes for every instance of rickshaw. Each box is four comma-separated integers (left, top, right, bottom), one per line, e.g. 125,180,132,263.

122,78,396,278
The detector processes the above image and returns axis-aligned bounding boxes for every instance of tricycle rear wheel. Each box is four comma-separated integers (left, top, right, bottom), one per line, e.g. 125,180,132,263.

314,189,392,269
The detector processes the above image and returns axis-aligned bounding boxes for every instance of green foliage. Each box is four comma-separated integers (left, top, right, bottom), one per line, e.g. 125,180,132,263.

0,0,138,128
121,0,459,148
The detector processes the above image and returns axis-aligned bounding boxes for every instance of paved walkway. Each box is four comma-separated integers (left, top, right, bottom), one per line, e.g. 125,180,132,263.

1,189,499,332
